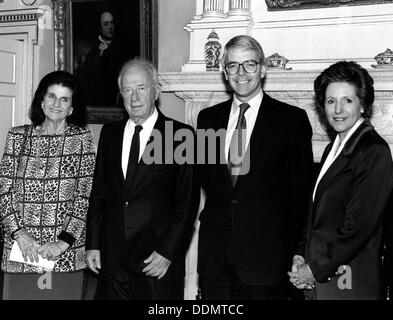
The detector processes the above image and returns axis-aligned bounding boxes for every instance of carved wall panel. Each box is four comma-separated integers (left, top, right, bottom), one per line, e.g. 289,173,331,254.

265,0,393,10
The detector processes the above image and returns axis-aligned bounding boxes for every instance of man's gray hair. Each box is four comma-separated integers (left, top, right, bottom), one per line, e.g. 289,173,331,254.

118,57,159,89
221,35,265,66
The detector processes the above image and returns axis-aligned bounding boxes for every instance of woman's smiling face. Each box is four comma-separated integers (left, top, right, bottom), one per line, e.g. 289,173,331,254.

42,84,73,124
324,82,364,141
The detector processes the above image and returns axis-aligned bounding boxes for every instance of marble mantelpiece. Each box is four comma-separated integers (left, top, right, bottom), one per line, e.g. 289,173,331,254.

160,68,393,162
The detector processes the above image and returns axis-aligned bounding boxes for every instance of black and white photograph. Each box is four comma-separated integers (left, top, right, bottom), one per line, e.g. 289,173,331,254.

0,0,393,312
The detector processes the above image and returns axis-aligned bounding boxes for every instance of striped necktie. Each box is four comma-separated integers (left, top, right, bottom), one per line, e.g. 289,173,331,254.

228,103,250,186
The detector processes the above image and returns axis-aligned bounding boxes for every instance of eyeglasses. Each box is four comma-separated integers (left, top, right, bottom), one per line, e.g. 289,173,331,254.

225,60,260,75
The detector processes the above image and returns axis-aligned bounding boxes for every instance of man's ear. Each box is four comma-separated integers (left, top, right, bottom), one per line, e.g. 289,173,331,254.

260,64,266,79
221,62,229,81
154,83,161,100
223,69,229,81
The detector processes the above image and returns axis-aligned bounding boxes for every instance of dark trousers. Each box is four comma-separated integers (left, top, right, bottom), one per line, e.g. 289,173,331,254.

95,262,184,300
199,261,288,300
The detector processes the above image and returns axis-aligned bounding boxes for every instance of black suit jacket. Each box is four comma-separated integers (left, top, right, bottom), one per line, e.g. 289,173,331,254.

86,110,200,280
300,120,393,299
197,93,314,286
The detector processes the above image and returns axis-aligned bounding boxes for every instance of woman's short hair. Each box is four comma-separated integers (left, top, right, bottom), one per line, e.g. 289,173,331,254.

29,71,87,127
314,60,374,120
221,35,265,66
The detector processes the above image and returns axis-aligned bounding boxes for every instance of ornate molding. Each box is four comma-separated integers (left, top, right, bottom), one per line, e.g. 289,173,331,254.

227,0,252,17
52,0,70,71
87,107,127,124
202,0,225,18
159,70,393,160
0,13,38,22
159,72,230,91
265,0,393,10
160,69,393,90
21,0,38,5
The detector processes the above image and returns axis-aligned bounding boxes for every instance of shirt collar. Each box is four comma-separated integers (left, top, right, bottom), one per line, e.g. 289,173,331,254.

98,35,112,46
126,107,158,132
338,117,365,146
233,89,263,113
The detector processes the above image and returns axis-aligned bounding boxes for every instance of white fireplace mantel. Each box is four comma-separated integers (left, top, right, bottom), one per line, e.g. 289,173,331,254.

159,69,393,162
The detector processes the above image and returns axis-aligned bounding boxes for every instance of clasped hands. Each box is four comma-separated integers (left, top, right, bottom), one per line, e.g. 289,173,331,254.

16,231,68,263
288,255,316,290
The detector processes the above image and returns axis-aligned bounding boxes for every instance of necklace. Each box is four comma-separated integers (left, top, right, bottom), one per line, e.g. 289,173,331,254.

32,125,67,179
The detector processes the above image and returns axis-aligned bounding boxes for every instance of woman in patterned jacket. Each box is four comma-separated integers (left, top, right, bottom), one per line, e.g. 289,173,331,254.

0,71,96,299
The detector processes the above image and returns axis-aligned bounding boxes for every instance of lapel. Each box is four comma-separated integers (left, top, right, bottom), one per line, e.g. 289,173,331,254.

216,100,235,189
125,109,166,198
313,120,374,207
111,119,128,195
234,93,278,190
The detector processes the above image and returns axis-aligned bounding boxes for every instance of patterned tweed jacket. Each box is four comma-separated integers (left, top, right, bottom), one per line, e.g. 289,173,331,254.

0,124,96,273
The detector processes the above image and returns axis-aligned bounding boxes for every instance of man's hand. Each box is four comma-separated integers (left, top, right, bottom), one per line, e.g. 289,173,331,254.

288,257,315,289
291,255,305,273
86,250,101,274
142,251,171,280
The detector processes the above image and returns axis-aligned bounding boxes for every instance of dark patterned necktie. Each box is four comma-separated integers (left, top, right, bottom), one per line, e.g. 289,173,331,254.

228,103,250,186
126,125,143,187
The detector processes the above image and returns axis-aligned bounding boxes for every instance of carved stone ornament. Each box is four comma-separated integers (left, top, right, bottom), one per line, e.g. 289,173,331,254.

21,0,38,5
265,0,393,10
265,53,292,70
204,29,222,72
372,48,393,69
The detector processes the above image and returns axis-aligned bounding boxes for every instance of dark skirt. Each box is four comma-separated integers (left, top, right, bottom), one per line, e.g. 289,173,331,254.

3,271,84,300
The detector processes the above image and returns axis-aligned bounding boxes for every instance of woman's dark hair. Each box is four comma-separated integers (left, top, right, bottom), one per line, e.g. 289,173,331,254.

314,60,375,120
29,71,87,127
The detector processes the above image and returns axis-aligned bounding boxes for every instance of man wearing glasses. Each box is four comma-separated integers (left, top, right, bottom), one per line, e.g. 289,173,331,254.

196,35,314,299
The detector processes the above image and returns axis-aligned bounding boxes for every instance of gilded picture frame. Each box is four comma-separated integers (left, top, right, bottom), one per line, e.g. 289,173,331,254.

53,0,158,124
266,0,393,10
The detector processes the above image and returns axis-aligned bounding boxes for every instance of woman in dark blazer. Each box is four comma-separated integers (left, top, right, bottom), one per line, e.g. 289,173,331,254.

288,61,393,300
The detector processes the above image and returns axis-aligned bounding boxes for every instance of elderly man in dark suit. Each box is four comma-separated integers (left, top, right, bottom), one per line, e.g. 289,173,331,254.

196,35,314,299
86,58,199,300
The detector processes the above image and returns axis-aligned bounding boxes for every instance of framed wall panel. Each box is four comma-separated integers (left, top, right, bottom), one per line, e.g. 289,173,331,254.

266,0,393,10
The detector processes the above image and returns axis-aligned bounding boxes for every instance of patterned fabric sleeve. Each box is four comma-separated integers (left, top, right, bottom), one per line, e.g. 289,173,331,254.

0,126,28,237
58,128,96,245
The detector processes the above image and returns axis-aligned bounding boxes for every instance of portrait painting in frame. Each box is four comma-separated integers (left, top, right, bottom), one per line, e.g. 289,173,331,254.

53,0,158,124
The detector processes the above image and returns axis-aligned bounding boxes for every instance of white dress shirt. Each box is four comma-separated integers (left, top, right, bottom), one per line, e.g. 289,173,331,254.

121,108,158,179
312,117,365,201
98,35,112,56
225,90,263,162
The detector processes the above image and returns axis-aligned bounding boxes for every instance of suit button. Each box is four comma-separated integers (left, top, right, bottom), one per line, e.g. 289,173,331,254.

125,201,129,206
327,277,331,281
